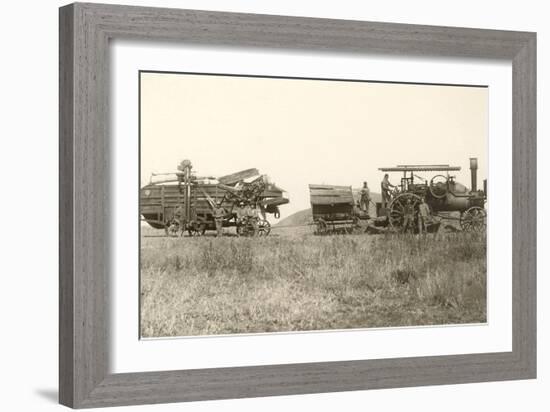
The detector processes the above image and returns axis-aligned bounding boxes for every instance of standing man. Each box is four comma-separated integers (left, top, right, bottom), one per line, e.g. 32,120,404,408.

402,199,414,234
359,181,371,213
247,203,260,236
381,173,396,209
212,203,225,237
235,202,246,235
418,197,431,234
172,203,186,233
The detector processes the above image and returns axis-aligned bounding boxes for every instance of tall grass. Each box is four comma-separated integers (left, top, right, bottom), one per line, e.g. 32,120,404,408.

140,231,486,337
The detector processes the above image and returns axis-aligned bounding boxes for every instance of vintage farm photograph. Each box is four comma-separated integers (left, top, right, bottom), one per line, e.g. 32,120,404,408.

139,71,488,338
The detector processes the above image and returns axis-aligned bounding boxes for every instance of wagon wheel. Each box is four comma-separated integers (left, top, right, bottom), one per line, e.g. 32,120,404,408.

236,218,256,237
388,193,422,233
315,219,327,235
165,220,181,237
258,219,271,236
187,222,206,237
236,219,248,237
236,222,244,237
460,206,486,231
429,175,448,199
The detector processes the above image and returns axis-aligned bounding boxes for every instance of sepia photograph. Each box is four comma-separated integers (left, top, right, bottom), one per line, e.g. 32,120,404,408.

139,71,488,338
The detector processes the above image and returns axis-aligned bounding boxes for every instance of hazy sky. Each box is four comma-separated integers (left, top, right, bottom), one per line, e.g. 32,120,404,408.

140,72,487,220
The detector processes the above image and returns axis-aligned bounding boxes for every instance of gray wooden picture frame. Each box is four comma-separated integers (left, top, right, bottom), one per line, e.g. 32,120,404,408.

59,2,536,409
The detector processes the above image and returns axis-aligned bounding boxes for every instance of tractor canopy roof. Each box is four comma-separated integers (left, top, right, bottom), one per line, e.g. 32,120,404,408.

378,165,461,172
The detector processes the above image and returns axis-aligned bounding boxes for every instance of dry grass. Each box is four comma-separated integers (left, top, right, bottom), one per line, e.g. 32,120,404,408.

140,228,486,337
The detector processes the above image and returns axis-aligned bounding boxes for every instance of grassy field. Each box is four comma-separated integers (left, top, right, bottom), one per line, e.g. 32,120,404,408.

140,227,486,338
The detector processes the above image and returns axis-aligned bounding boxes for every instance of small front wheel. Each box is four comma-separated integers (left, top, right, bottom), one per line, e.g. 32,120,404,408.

258,219,271,236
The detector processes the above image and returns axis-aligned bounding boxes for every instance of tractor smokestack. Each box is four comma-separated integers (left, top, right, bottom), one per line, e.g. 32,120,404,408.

470,157,478,192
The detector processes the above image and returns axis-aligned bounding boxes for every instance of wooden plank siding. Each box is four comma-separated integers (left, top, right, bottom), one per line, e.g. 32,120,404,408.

140,182,287,227
309,184,355,205
309,184,355,220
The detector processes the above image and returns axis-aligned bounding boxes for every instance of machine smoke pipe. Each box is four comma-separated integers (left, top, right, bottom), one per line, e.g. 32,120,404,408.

470,157,478,192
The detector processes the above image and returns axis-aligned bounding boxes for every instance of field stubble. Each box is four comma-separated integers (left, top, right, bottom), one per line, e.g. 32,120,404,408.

140,229,486,337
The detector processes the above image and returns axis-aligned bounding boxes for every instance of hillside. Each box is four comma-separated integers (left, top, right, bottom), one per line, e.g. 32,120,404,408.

275,208,312,227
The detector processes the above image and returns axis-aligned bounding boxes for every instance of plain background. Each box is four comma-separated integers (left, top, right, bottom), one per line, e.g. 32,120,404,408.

0,0,546,411
139,72,488,219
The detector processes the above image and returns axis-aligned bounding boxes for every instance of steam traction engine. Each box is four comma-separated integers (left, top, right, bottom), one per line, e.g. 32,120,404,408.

379,158,487,233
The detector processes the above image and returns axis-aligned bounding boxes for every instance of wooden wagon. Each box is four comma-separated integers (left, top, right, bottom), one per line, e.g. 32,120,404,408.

308,184,361,235
140,160,289,237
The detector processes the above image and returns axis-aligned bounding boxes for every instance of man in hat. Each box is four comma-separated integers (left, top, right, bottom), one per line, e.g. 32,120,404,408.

381,173,396,209
359,181,371,214
417,197,431,234
246,203,260,236
402,198,415,234
235,202,247,236
212,203,226,237
171,203,186,234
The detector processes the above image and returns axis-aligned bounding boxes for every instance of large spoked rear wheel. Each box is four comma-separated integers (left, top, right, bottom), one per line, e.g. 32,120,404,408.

388,193,422,233
460,206,486,232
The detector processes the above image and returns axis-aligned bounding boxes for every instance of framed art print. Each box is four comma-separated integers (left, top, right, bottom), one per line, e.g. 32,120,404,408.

59,3,536,408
